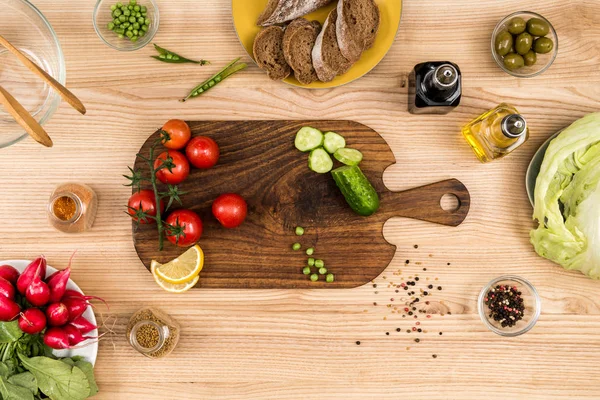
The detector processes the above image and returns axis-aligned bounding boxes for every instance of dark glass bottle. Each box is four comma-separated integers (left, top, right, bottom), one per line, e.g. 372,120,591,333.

408,61,462,114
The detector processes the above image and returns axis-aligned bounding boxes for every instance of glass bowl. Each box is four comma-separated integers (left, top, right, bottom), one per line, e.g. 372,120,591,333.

0,0,65,148
93,0,159,51
491,11,558,78
477,275,541,337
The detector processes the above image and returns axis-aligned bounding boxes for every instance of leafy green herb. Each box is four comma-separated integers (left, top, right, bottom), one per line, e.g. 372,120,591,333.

0,321,23,344
8,372,37,395
0,375,34,400
180,57,247,101
152,44,209,65
18,354,91,400
74,360,98,397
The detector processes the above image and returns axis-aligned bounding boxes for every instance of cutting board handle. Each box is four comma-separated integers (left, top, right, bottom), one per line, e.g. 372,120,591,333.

380,179,470,227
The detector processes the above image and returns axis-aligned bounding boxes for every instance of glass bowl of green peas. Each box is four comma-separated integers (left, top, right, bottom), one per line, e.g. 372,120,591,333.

93,0,159,51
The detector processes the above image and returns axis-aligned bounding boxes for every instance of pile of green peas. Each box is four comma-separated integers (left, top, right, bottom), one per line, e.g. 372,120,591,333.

107,0,150,43
495,17,555,71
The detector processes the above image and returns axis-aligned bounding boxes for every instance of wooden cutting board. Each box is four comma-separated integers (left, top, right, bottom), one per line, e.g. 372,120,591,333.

132,121,470,288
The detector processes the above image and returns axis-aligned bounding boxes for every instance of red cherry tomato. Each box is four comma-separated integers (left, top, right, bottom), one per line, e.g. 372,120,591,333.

160,119,191,150
165,209,203,247
154,150,190,185
212,193,247,228
127,190,165,224
186,136,220,169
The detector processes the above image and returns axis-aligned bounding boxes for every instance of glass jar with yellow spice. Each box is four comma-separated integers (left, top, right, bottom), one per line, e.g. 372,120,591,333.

127,307,180,359
47,183,98,233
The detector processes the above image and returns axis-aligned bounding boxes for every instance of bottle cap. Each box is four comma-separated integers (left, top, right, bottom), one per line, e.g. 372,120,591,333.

501,114,527,138
433,64,458,89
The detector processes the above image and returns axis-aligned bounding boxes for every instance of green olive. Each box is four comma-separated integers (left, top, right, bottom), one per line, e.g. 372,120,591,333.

515,32,533,55
533,37,554,54
507,17,526,34
503,53,525,70
523,50,537,66
527,17,550,36
495,31,513,57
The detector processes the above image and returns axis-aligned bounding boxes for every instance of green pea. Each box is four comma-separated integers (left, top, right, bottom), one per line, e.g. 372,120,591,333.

119,15,127,22
129,16,136,23
214,76,222,83
126,30,133,38
527,18,550,37
292,243,301,251
127,25,133,31
318,267,327,275
113,18,120,25
129,0,136,5
310,274,319,282
315,259,324,268
116,2,123,7
173,55,180,61
107,22,115,30
145,18,150,25
131,36,138,42
115,28,125,34
122,9,129,16
122,22,130,28
118,34,124,39
326,274,334,283
303,266,311,275
202,84,209,90
113,8,122,17
141,6,147,12
515,32,533,55
507,17,526,34
142,12,147,17
110,4,117,11
208,80,215,87
138,17,144,24
128,5,133,10
134,5,140,11
523,50,537,66
166,53,173,59
159,54,166,59
142,25,149,32
533,37,554,54
307,258,315,266
495,31,513,57
306,247,314,256
139,30,145,37
295,226,304,236
133,22,140,29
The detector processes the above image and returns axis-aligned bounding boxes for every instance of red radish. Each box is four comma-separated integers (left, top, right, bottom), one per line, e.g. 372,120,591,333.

69,316,97,334
0,265,19,284
18,308,46,334
46,267,71,303
62,290,109,310
0,277,15,300
45,302,69,327
17,256,46,295
63,324,99,346
62,297,89,321
26,275,50,307
0,296,20,321
43,327,70,349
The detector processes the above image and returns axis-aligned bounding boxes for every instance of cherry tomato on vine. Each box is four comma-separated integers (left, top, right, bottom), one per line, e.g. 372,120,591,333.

127,190,165,224
165,209,203,247
212,193,247,228
160,119,191,150
185,136,220,169
154,150,190,185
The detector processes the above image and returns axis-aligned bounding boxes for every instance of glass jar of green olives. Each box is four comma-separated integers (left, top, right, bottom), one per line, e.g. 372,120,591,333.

492,12,557,78
461,103,529,163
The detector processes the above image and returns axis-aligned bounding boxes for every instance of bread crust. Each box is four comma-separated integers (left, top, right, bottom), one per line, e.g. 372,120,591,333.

257,0,335,26
253,26,291,80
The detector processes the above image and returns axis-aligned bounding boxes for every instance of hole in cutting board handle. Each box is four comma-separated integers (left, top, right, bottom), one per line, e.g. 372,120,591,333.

440,193,461,213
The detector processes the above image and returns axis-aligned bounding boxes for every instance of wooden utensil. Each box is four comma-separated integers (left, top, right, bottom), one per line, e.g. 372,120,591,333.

0,85,52,147
133,120,470,289
0,34,86,115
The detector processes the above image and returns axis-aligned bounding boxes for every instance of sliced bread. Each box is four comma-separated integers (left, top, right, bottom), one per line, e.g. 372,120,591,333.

312,9,352,82
257,0,334,26
283,19,322,85
253,26,291,80
336,0,380,62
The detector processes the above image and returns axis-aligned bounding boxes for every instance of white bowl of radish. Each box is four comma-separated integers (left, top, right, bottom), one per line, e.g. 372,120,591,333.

1,259,98,365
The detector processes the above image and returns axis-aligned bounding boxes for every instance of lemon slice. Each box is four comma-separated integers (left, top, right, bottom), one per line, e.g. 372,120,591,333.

153,245,204,284
151,262,200,293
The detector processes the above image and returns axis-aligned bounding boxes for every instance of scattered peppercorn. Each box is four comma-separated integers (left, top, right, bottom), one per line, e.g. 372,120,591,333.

484,284,525,328
437,286,442,290
385,332,389,336
414,338,420,343
414,244,419,249
432,354,437,358
396,328,401,332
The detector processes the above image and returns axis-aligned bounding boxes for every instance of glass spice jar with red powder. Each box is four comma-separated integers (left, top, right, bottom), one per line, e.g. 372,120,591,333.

47,183,98,233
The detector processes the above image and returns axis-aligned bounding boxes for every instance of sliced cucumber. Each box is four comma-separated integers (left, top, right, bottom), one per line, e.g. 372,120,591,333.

323,131,346,154
331,165,379,216
334,148,363,166
295,126,324,152
308,148,333,173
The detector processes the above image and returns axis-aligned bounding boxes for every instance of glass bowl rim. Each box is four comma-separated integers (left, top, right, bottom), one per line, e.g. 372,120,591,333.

1,0,66,148
92,0,160,52
477,274,541,337
490,10,558,78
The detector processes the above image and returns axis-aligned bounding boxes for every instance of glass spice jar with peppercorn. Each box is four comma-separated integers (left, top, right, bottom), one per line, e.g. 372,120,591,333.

127,307,180,359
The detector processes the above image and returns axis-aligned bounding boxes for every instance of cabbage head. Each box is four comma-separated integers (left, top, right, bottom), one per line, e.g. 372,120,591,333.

531,113,600,279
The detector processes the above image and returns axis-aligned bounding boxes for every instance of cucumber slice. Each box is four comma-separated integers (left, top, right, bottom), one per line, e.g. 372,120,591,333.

334,148,363,165
308,148,333,173
323,131,346,154
331,165,379,216
295,126,324,152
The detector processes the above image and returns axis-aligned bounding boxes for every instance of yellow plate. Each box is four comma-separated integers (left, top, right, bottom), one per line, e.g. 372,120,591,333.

232,0,402,88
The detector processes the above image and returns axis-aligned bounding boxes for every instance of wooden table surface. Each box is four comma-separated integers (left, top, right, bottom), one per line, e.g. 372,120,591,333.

1,0,600,398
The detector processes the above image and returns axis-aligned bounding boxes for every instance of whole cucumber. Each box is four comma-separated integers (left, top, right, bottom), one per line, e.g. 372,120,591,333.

331,165,379,216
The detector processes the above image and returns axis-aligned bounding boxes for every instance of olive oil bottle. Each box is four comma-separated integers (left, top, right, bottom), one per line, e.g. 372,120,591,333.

462,103,529,163
408,61,462,114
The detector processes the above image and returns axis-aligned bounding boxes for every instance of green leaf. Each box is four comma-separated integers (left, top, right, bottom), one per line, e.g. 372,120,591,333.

0,375,34,400
74,361,98,397
18,354,90,400
0,362,10,378
0,322,23,344
8,372,37,395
